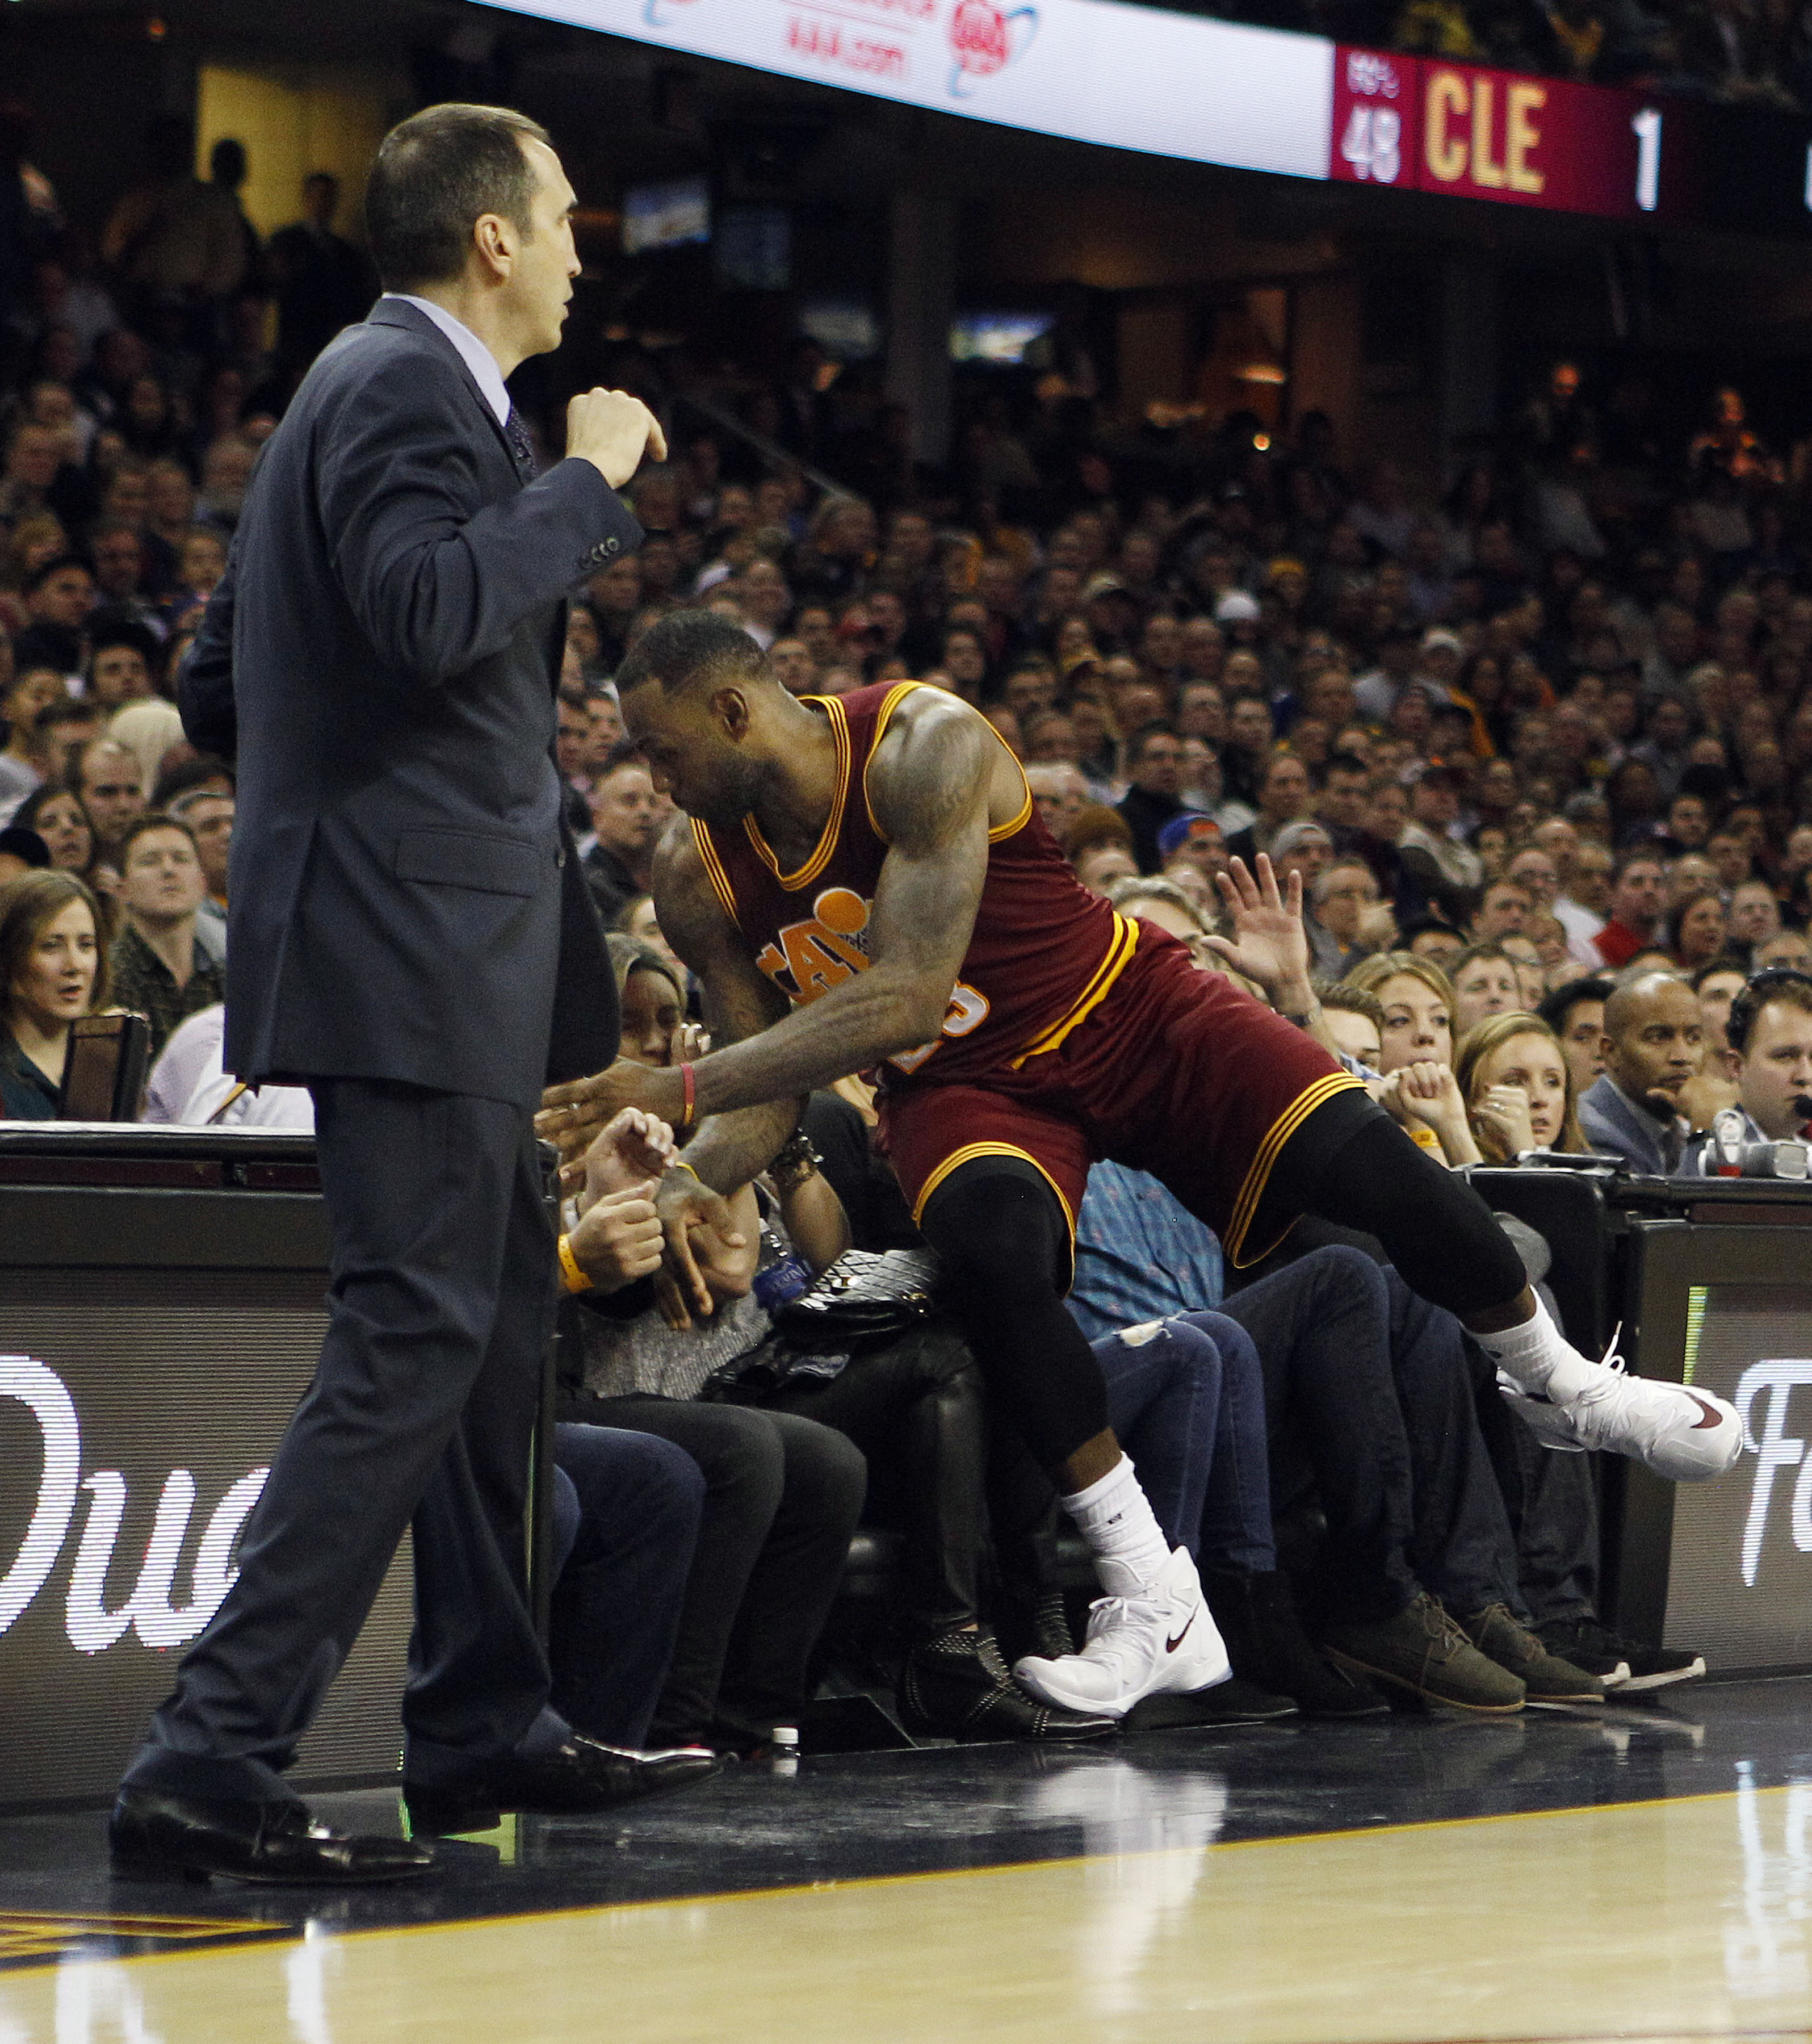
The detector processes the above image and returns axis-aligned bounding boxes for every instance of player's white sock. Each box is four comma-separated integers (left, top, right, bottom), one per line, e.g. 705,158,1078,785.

1473,1296,1597,1403
1062,1455,1172,1598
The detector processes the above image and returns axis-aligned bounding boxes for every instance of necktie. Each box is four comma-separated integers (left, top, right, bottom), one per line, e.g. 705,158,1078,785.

504,405,535,476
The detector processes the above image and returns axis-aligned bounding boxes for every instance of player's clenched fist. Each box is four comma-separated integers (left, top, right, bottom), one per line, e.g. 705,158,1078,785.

566,1180,665,1292
565,387,668,488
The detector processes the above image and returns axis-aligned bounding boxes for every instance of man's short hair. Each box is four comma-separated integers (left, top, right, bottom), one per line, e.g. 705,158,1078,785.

1125,722,1178,766
155,755,234,811
596,740,653,780
1538,976,1613,1032
1321,983,1385,1028
1612,847,1666,882
615,609,767,698
116,811,198,866
24,552,90,595
364,103,551,292
1726,969,1812,1058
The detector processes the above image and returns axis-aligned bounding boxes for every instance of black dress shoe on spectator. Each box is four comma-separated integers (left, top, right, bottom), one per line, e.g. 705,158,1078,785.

899,1625,1116,1743
1204,1566,1390,1720
403,1734,722,1834
110,1787,435,1886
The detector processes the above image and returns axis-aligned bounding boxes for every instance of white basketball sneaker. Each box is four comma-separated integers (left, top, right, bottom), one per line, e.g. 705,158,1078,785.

1013,1545,1231,1719
1499,1328,1742,1482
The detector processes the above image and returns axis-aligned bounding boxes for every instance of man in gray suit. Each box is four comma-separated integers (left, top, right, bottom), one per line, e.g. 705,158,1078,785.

113,104,714,1886
1578,971,1705,1174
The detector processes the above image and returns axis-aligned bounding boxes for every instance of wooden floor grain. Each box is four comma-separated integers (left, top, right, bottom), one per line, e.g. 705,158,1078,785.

5,1780,1811,2044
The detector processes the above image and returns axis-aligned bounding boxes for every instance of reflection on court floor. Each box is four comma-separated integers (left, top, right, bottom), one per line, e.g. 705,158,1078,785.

5,1765,1812,2044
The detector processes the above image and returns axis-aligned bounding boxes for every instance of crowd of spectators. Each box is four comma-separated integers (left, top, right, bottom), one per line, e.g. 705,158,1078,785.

0,106,1792,1744
1165,0,1812,112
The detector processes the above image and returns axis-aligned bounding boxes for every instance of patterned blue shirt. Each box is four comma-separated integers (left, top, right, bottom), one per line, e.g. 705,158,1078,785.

1068,1162,1224,1343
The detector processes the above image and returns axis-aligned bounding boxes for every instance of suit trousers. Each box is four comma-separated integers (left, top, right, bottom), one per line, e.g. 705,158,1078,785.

124,1078,557,1804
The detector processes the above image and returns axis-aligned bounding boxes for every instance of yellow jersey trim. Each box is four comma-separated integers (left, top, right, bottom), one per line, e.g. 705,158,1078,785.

1008,913,1139,1070
861,681,926,843
745,693,850,893
912,1141,1076,1288
1223,1069,1369,1267
859,682,1035,846
690,819,741,929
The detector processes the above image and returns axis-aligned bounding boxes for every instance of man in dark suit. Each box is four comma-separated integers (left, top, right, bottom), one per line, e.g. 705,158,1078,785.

112,103,716,1887
267,171,376,376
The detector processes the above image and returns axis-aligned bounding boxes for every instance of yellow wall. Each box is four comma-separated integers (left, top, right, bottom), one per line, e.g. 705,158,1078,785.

196,64,399,243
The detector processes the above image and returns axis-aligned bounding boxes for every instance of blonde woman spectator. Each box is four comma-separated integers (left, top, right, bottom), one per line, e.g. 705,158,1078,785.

1456,1011,1585,1163
1345,950,1479,1163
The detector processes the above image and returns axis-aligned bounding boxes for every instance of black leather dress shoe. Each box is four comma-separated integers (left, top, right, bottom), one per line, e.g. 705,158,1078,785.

110,1787,436,1886
404,1733,722,1834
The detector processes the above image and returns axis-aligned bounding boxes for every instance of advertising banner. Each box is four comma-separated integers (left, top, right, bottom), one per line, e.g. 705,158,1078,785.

482,0,1337,181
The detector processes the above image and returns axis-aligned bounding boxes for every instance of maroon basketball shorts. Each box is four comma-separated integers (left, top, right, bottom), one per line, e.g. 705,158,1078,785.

877,920,1366,1267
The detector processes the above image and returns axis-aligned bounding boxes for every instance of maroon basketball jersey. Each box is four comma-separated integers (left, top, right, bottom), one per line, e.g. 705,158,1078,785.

691,681,1134,1088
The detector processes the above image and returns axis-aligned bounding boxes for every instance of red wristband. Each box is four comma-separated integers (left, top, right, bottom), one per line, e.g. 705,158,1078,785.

680,1061,697,1132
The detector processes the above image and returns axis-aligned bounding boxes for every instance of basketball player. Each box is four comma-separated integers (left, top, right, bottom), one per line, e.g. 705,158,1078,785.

543,614,1741,1720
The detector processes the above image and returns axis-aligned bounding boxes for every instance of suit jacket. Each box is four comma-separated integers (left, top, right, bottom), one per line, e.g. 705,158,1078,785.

1578,1074,1685,1175
180,298,636,1109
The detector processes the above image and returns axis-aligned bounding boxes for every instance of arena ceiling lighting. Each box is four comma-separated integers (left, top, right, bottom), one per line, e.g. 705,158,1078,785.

481,0,1812,234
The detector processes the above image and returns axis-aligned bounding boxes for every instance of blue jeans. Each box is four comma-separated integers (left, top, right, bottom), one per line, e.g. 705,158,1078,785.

1092,1318,1277,1573
550,1424,706,1749
1220,1245,1521,1623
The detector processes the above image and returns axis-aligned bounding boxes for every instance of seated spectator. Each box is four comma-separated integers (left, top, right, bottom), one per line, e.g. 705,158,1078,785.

1755,928,1812,972
1319,984,1386,1069
1688,969,1812,1162
1449,941,1524,1035
1343,949,1480,1163
0,661,62,819
1537,975,1612,1101
106,812,224,1059
1103,873,1214,967
1470,877,1534,945
1399,764,1483,894
1456,1011,1584,1161
1577,970,1704,1171
1307,857,1392,978
1063,804,1139,894
1592,850,1668,969
1693,956,1750,1061
1400,916,1466,971
1115,724,1187,872
1069,1157,1599,1711
1224,751,1315,868
1727,877,1783,959
73,736,146,861
582,748,664,925
0,869,106,1118
1664,885,1729,972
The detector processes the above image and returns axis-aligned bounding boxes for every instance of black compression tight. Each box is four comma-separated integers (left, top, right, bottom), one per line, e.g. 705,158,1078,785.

917,1159,1110,1478
1264,1105,1528,1321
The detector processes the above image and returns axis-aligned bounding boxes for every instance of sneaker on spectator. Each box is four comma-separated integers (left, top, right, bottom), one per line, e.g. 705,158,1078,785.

1014,1545,1230,1719
1533,1615,1705,1692
1322,1591,1526,1713
1458,1602,1605,1704
1498,1334,1742,1482
899,1626,1116,1743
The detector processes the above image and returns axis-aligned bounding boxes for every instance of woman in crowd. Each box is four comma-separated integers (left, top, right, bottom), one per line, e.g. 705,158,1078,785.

0,869,106,1118
1455,1011,1584,1163
1666,885,1730,971
1345,949,1481,1164
12,783,95,876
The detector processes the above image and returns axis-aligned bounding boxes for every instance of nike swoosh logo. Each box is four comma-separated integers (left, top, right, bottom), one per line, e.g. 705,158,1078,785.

1686,1394,1725,1431
1166,1610,1197,1654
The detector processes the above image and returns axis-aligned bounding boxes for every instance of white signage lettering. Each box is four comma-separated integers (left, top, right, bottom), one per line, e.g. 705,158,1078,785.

1734,1359,1812,1585
1,1354,267,1653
